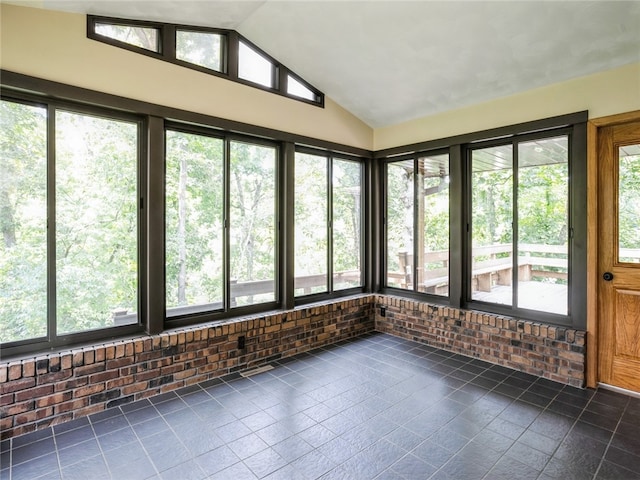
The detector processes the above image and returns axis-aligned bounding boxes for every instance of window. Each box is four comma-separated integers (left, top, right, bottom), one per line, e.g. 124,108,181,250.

385,153,450,296
382,113,586,327
1,97,141,348
55,110,139,333
238,41,275,88
294,151,363,297
287,75,317,102
165,131,224,315
618,144,640,263
88,16,324,106
165,129,277,317
229,141,277,305
294,152,328,294
1,100,47,343
470,135,569,315
176,30,224,72
94,21,160,52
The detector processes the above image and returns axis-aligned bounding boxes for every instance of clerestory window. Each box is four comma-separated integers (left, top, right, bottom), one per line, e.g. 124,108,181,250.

87,15,324,106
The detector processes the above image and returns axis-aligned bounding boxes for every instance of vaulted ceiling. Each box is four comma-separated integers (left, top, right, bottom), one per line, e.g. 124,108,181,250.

12,1,640,128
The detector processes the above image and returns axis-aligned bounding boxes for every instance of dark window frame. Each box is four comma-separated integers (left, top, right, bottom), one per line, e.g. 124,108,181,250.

464,127,577,325
382,147,452,302
163,122,282,328
380,113,588,329
87,15,325,108
0,94,147,358
293,146,366,305
0,71,365,359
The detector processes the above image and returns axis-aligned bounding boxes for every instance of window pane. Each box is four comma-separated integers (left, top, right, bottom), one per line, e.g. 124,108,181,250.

95,22,159,52
333,159,362,290
56,111,138,334
230,141,276,306
295,153,328,295
287,75,316,101
619,144,640,263
471,145,513,305
518,137,569,314
386,160,414,289
0,100,47,343
417,154,449,296
166,131,224,316
176,30,224,72
238,42,274,88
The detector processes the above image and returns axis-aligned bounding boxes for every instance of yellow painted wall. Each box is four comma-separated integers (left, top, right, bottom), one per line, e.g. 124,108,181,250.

0,3,374,150
375,62,640,150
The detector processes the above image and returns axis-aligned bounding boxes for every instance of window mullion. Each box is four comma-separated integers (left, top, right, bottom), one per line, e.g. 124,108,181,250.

163,25,176,60
47,105,57,342
327,156,333,292
512,140,519,310
223,138,231,310
449,145,463,308
413,157,419,293
146,116,164,335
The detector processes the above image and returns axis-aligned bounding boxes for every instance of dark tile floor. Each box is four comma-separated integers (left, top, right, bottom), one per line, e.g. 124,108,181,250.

2,332,640,480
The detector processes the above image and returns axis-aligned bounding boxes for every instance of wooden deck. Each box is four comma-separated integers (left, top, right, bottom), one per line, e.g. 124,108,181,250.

472,281,567,315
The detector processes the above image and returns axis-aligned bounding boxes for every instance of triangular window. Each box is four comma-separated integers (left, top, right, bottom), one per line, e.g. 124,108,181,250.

238,41,275,88
287,75,317,102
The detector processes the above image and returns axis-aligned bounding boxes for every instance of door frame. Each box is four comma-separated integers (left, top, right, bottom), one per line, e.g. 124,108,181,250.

586,110,640,388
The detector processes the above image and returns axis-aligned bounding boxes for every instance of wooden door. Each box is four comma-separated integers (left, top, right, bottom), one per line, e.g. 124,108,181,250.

598,120,640,392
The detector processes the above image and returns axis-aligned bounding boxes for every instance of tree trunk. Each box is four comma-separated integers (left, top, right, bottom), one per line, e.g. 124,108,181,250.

0,189,16,248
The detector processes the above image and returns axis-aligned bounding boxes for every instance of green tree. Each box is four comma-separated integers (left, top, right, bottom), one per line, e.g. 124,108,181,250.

0,100,47,342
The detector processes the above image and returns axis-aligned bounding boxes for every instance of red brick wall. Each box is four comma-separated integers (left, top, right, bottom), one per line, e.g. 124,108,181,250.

375,295,586,388
1,294,588,440
0,296,374,440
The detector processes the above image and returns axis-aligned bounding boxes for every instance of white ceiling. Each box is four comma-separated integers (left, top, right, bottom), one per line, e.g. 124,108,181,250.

12,0,640,128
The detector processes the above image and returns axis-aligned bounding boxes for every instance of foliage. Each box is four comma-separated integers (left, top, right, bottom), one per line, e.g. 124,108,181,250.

54,111,138,334
293,154,362,294
0,101,139,342
0,101,47,342
165,131,224,309
619,153,640,255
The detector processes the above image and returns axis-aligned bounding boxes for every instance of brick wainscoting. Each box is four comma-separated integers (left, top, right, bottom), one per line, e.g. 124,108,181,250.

375,295,585,388
0,296,374,440
1,294,588,440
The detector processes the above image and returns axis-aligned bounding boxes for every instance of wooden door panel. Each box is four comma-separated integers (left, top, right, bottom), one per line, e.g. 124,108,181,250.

611,357,640,391
598,120,640,393
614,289,640,358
